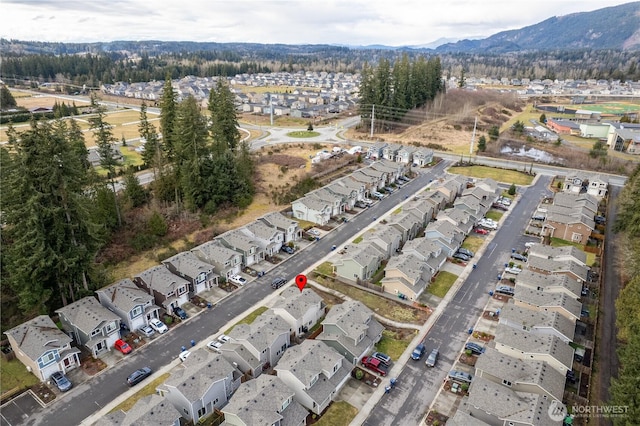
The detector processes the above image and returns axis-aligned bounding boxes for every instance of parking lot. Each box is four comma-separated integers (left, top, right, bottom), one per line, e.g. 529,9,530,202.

1,391,44,426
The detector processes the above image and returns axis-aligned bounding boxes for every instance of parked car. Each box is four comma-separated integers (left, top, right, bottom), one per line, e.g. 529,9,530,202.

179,350,191,362
496,285,515,296
464,342,485,355
581,286,589,296
361,356,387,376
50,371,72,392
497,197,512,206
411,343,426,360
478,219,498,230
114,339,132,355
452,252,471,262
532,214,546,221
492,202,509,211
457,248,474,258
355,201,368,208
229,274,248,286
372,191,385,199
281,245,295,254
271,277,287,289
372,352,392,366
594,215,606,225
218,334,231,343
127,367,152,386
384,186,395,193
510,253,528,262
207,340,223,352
308,229,320,236
504,266,522,275
524,241,536,249
173,306,188,320
474,228,489,235
138,325,155,338
448,370,473,384
425,349,439,367
149,318,168,334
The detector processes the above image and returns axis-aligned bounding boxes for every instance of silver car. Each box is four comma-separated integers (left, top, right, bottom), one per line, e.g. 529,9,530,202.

425,349,439,367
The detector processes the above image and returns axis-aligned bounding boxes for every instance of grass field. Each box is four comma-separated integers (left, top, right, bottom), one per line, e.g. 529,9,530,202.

315,401,358,426
428,271,458,298
375,329,416,361
110,373,170,413
461,236,485,254
448,165,534,185
0,359,39,394
576,102,640,115
224,306,269,334
485,211,504,222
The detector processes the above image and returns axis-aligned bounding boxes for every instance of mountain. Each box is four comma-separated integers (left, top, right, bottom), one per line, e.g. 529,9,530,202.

435,1,640,53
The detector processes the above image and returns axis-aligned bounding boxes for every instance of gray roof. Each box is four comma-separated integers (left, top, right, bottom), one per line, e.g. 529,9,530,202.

552,192,598,213
402,237,442,260
336,177,364,192
271,287,323,321
363,226,402,247
221,342,261,369
384,253,432,285
467,376,563,426
498,303,575,341
545,204,595,229
319,300,384,357
56,297,120,335
192,240,240,265
425,220,464,243
222,375,308,426
275,340,346,389
244,220,279,241
513,287,582,319
95,394,180,426
475,348,565,400
135,265,189,295
527,244,587,265
446,410,491,426
295,196,331,212
527,257,589,281
340,244,382,269
164,349,235,402
229,313,291,353
494,324,574,370
96,279,155,315
217,228,261,253
5,315,73,361
517,269,582,298
259,211,298,231
326,183,355,197
389,212,421,231
162,251,216,280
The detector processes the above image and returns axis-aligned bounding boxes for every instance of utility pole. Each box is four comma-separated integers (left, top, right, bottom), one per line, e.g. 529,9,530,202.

469,116,478,154
270,97,274,127
370,104,375,138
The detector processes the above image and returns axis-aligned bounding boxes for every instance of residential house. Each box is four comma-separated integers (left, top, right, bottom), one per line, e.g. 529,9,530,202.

474,178,501,196
541,205,595,245
4,316,81,381
453,195,488,218
562,173,609,199
325,183,358,211
498,302,575,343
162,251,219,297
228,312,291,371
475,348,565,401
412,148,434,166
464,376,563,426
375,158,410,179
361,227,403,258
309,187,346,217
270,287,326,337
366,142,387,160
275,340,350,415
316,300,384,364
401,237,447,275
388,212,422,243
216,229,265,267
333,245,383,282
446,410,492,426
221,375,308,426
526,256,589,283
436,208,477,235
243,220,285,257
219,342,263,379
461,186,498,208
395,146,417,164
291,196,332,225
493,324,574,375
513,287,581,323
335,177,366,202
157,349,242,424
380,254,433,300
56,297,121,358
96,279,161,333
516,269,582,300
358,167,388,189
191,241,243,280
424,220,465,256
382,143,402,161
552,192,598,216
134,265,190,311
403,198,436,227
427,190,448,211
349,170,380,193
527,244,587,268
95,394,181,426
258,211,302,244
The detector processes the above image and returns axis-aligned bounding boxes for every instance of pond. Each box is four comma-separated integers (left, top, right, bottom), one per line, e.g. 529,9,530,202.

500,144,562,163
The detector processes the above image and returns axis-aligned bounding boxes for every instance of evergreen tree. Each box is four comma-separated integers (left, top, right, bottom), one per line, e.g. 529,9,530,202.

1,121,101,311
122,168,148,208
88,93,122,227
160,75,177,161
477,135,487,152
488,125,500,141
208,79,240,153
0,85,17,109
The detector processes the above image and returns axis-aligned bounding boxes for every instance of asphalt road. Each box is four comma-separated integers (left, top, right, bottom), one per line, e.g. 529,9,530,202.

25,163,448,426
362,175,553,426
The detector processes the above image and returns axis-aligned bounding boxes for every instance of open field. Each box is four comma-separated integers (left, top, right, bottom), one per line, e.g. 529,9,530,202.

315,401,358,426
447,165,534,185
0,358,39,394
461,236,485,254
568,102,640,115
375,329,416,361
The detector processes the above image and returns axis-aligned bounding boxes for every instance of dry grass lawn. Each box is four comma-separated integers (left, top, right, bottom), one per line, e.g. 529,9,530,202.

447,165,534,185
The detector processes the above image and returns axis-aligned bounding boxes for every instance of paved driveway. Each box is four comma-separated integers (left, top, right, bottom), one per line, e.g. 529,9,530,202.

1,391,43,426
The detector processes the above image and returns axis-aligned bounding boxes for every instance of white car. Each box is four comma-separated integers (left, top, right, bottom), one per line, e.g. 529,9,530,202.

218,334,231,343
308,229,320,236
505,266,522,275
179,350,191,362
149,318,169,334
138,325,155,338
228,275,247,286
524,242,537,248
207,340,223,352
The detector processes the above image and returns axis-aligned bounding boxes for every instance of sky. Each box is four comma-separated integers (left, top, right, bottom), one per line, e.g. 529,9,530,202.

1,0,634,47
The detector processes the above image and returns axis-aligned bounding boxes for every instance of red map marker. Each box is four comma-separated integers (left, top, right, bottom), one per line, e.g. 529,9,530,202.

295,274,307,292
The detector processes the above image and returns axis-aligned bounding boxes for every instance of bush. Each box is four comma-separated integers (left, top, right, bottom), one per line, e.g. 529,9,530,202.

355,369,364,380
148,211,168,237
508,183,517,196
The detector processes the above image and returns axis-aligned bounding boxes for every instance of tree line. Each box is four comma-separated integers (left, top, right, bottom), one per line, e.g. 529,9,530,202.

0,78,254,329
358,54,444,132
609,164,640,423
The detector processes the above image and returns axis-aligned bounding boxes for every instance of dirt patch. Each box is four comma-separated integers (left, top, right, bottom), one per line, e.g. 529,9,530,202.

310,287,346,309
459,353,478,367
425,410,450,426
31,382,56,405
81,357,107,376
482,310,500,321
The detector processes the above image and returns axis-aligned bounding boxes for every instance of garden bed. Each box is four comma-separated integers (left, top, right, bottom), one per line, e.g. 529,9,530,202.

459,353,477,366
351,367,381,388
425,410,449,426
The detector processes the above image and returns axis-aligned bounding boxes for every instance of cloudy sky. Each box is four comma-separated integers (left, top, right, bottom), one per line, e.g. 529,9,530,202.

2,0,633,46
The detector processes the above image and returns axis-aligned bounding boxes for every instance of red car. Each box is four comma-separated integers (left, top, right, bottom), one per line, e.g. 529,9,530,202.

474,228,489,235
115,339,132,354
361,356,387,376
